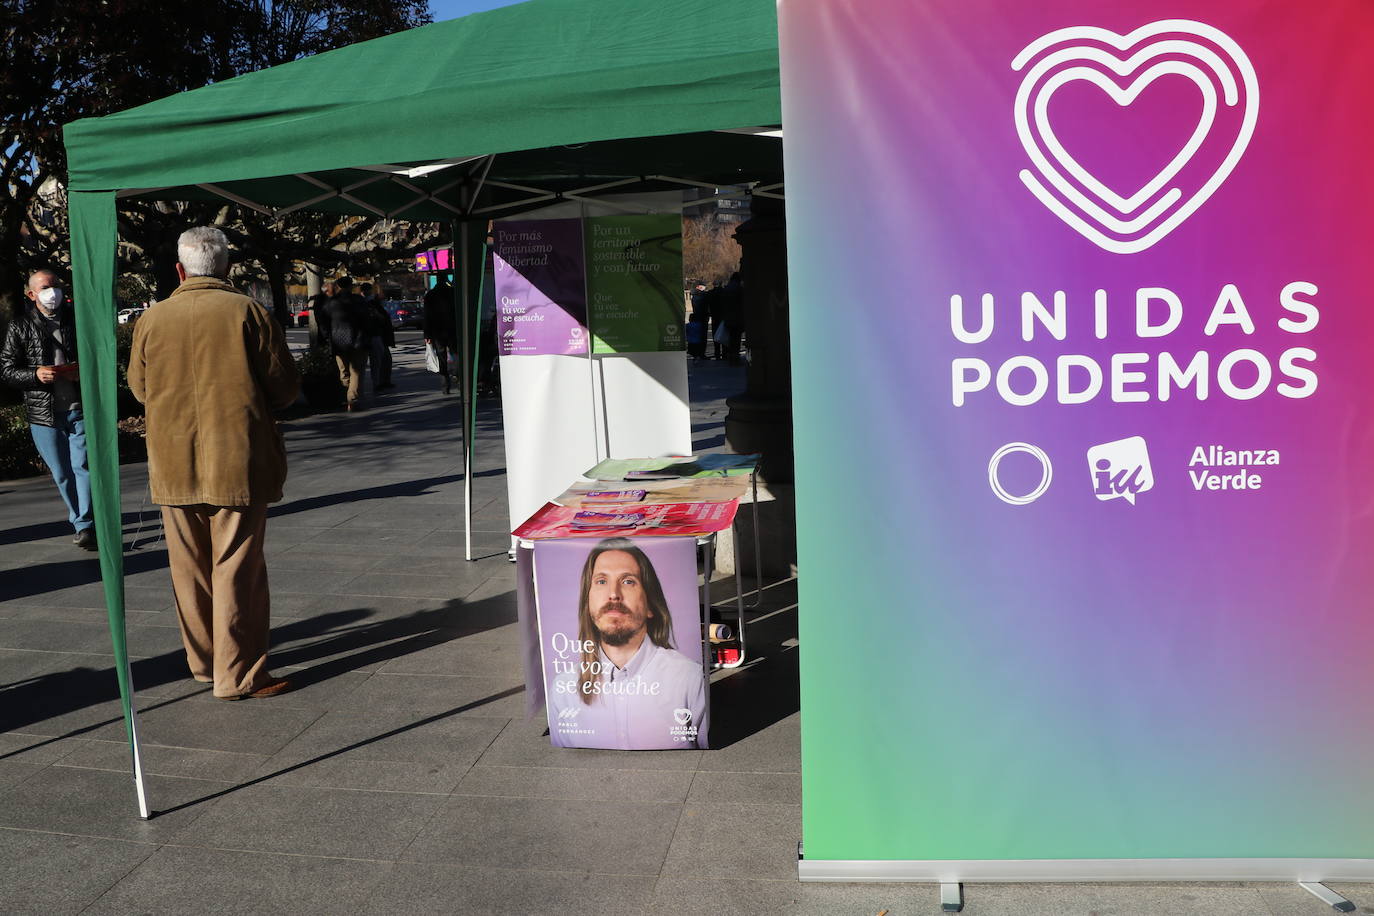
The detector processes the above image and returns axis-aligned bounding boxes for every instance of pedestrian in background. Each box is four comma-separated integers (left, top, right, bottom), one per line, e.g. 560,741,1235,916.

477,310,500,398
685,311,706,361
325,276,370,411
0,270,96,550
720,271,744,365
129,226,299,700
309,279,336,351
423,274,457,395
360,282,395,392
689,281,707,317
703,281,725,358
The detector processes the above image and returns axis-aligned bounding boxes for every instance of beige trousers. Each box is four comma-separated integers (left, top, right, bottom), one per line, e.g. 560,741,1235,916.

162,503,273,698
335,351,366,404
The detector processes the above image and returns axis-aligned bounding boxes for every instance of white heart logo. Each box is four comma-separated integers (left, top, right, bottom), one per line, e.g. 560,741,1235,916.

1012,20,1258,254
673,707,692,725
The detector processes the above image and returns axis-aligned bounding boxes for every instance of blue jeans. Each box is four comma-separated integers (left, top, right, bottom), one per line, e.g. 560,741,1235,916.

29,409,93,533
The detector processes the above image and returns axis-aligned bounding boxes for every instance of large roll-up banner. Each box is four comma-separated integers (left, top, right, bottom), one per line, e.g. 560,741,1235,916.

495,212,692,534
781,0,1374,882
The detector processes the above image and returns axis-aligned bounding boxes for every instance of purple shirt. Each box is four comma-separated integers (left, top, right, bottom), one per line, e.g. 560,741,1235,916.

548,639,707,749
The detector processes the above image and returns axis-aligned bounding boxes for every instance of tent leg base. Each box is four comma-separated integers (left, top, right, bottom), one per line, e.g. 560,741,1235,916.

940,882,963,912
1299,882,1356,912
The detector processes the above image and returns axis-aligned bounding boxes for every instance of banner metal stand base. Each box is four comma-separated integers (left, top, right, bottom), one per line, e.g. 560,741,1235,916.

800,851,1362,910
1300,882,1356,912
798,858,1374,883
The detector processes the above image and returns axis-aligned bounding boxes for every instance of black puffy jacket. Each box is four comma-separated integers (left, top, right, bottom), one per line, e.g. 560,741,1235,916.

0,306,78,428
322,293,370,355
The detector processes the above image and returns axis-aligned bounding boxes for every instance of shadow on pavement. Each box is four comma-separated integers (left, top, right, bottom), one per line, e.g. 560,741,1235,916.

0,509,154,548
266,474,466,520
708,579,800,748
0,592,517,741
150,683,525,819
0,544,166,604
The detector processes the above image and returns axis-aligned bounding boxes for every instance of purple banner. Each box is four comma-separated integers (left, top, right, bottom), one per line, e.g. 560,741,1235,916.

493,219,589,356
534,536,707,749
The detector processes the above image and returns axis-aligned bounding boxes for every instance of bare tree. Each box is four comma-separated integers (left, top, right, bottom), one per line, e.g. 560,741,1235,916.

2,0,432,315
682,216,742,288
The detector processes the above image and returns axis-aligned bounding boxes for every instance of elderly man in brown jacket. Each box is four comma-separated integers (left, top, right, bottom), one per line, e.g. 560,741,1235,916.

129,226,300,700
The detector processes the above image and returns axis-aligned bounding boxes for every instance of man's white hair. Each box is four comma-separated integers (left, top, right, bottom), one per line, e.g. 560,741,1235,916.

178,226,230,278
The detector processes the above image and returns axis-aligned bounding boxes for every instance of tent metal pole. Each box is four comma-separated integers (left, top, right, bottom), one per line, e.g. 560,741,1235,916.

469,155,496,202
457,218,474,562
576,204,606,461
469,238,489,548
470,193,558,216
195,183,275,216
125,656,150,818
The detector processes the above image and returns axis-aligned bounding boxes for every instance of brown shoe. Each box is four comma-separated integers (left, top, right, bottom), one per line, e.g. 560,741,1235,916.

220,677,293,701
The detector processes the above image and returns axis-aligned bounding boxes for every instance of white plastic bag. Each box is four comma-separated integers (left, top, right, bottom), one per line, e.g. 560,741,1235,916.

425,342,442,374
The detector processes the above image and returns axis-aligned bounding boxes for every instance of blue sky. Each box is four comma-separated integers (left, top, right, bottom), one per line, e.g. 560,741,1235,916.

429,0,527,20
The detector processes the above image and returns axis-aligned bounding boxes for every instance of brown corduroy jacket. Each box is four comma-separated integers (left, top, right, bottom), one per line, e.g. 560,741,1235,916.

129,276,300,506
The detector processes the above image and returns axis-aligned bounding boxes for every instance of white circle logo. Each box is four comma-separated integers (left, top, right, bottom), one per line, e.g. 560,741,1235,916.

988,442,1053,505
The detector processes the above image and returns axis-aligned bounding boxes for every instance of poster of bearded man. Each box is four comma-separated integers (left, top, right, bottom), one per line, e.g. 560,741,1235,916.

534,536,708,749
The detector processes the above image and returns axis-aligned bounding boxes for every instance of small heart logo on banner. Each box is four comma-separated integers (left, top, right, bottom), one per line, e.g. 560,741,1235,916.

673,708,692,725
1012,20,1258,254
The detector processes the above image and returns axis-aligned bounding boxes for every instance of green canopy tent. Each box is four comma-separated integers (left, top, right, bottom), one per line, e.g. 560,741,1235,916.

61,0,782,814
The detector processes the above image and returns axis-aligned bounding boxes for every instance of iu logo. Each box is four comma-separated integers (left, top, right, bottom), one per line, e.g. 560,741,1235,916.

1087,436,1154,505
1011,20,1258,254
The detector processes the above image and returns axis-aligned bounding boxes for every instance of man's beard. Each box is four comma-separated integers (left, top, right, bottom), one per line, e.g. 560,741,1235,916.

595,603,638,646
600,628,634,647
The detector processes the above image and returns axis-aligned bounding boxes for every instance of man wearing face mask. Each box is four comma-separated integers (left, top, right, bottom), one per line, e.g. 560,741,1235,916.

0,270,96,550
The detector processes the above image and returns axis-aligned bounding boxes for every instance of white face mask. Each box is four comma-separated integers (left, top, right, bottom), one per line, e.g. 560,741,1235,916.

36,287,63,310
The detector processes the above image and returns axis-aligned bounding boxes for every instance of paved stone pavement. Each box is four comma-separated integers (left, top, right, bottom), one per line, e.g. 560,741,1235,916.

0,333,1369,915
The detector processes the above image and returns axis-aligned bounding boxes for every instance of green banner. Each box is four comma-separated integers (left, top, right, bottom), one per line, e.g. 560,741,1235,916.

584,215,684,353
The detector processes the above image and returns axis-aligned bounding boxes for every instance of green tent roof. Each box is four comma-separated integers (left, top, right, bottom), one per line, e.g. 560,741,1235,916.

64,0,784,216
